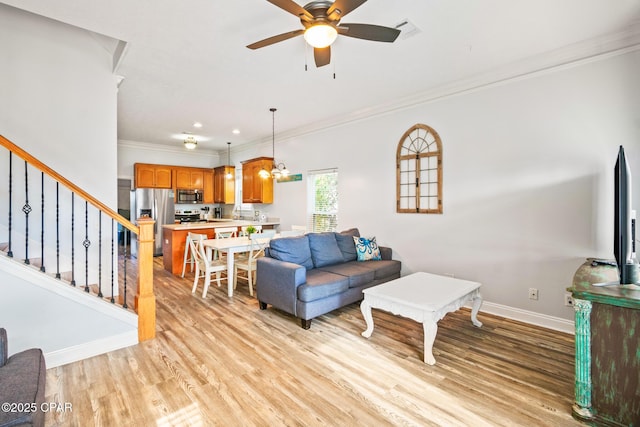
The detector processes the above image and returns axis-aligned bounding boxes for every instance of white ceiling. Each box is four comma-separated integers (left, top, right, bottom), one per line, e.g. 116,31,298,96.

3,0,640,153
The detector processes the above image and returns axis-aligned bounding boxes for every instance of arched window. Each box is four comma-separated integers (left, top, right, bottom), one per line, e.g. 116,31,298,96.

396,124,443,214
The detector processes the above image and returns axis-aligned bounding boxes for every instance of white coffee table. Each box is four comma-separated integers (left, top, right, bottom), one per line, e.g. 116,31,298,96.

360,272,483,365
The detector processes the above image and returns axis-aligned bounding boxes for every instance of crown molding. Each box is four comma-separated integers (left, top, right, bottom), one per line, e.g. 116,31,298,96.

262,23,640,144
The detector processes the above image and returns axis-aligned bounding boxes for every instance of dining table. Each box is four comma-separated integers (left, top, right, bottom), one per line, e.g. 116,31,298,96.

202,234,278,297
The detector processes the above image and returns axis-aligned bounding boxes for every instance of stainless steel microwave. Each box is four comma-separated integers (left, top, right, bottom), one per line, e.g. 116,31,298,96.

177,189,202,204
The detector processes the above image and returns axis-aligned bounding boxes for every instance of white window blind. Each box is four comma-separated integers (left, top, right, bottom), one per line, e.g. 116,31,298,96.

307,168,338,232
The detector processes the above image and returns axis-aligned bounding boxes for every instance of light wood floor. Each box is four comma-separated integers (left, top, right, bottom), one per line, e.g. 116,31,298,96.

44,258,582,426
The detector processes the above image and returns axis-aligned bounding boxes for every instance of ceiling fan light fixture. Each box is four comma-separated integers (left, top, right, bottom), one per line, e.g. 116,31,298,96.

304,24,338,48
183,136,197,150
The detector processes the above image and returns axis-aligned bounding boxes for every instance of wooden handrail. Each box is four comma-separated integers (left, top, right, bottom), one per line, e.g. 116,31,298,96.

0,135,138,234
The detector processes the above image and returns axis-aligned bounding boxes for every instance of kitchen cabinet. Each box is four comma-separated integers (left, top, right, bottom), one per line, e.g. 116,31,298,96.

176,168,204,189
134,163,172,189
203,170,214,204
213,166,235,204
242,157,273,204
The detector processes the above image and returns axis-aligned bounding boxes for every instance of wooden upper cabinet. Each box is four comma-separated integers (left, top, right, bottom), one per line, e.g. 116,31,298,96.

134,163,172,189
213,166,235,204
175,168,204,190
202,170,214,204
241,157,273,204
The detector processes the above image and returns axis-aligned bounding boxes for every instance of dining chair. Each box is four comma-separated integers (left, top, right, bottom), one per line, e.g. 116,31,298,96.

190,234,227,298
234,233,272,296
212,226,238,261
181,232,208,278
215,227,237,238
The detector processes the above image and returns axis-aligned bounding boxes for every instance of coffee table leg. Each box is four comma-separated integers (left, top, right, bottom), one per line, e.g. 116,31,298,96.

471,293,483,327
360,299,374,338
423,321,438,365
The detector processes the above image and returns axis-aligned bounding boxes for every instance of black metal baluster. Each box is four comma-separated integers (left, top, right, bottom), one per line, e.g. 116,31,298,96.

83,201,90,292
98,212,102,298
40,172,45,272
7,152,13,258
70,192,75,286
23,160,31,265
123,229,128,309
110,219,115,304
55,183,60,279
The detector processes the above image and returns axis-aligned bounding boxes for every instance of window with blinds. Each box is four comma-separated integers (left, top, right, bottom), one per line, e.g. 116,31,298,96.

396,124,443,214
307,168,338,232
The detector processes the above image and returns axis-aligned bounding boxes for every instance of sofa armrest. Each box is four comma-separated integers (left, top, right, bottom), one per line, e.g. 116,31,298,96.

256,257,307,316
380,246,393,260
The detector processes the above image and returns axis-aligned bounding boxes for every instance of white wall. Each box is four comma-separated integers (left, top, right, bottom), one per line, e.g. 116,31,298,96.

0,4,118,205
233,50,640,323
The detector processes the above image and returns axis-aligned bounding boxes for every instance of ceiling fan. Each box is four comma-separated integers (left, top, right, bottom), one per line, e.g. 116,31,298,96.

247,0,401,67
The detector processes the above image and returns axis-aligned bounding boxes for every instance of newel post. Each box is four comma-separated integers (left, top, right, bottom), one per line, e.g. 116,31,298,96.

135,217,156,341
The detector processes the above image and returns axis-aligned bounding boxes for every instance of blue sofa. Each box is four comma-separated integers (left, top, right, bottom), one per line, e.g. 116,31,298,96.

0,328,46,427
256,228,401,329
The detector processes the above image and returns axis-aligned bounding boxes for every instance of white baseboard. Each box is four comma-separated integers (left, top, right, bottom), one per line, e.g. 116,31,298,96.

44,330,138,368
477,301,575,335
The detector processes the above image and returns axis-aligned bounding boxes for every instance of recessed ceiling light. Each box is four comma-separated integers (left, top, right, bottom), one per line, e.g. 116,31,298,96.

193,122,203,128
232,129,240,134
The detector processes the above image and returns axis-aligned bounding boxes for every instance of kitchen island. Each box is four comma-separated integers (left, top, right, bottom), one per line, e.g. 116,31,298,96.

162,220,279,275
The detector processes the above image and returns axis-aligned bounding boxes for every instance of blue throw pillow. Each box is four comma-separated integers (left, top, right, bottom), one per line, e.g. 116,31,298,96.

308,232,344,267
269,235,314,270
353,236,381,261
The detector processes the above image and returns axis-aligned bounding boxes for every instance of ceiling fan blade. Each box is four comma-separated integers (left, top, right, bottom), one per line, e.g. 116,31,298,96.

247,29,304,49
267,0,313,19
327,0,367,20
337,23,400,42
314,46,331,67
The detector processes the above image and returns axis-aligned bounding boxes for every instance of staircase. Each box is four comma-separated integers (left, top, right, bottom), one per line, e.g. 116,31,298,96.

0,135,156,368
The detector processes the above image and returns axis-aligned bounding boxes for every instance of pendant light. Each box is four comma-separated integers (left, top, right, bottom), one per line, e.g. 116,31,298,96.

225,141,233,179
260,107,290,179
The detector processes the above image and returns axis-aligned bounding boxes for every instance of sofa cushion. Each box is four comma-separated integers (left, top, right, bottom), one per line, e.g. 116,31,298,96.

318,262,375,288
308,232,344,268
297,270,349,302
353,236,382,261
335,228,360,262
353,259,402,279
269,235,314,270
0,328,6,367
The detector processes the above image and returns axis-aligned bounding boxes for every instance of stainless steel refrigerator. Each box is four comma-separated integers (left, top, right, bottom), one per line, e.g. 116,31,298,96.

130,188,175,257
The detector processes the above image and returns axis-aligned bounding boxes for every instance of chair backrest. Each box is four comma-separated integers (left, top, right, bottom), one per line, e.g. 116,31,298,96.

248,233,272,261
188,233,208,266
215,227,237,238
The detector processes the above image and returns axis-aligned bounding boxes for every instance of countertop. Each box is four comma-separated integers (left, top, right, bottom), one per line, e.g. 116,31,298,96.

162,220,279,231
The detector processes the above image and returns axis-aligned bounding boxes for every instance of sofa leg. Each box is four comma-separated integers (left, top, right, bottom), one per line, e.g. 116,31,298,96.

258,301,267,310
300,318,311,329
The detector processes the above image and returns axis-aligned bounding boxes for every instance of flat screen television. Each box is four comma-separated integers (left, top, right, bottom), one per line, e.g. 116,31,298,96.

614,145,637,285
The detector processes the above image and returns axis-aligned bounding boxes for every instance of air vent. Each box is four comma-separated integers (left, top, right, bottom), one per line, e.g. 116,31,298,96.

394,19,421,40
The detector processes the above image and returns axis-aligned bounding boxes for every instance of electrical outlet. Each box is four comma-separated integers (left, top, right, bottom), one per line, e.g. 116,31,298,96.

564,293,574,307
528,288,539,300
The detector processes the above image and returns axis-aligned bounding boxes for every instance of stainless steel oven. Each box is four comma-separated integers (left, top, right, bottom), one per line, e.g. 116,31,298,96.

177,189,202,204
